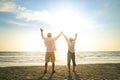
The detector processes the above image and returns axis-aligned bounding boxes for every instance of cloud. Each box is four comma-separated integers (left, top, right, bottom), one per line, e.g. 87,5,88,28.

0,1,17,12
0,1,27,13
16,8,100,31
8,20,31,27
16,10,52,24
0,1,101,31
0,1,51,26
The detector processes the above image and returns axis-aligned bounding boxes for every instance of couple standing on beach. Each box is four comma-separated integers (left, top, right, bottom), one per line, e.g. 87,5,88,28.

40,28,77,73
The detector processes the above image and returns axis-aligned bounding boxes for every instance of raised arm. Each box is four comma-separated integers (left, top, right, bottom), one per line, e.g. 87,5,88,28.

74,33,77,41
40,28,44,39
56,32,62,39
63,33,68,41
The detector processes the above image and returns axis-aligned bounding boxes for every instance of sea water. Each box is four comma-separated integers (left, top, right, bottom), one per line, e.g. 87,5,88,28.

0,51,120,67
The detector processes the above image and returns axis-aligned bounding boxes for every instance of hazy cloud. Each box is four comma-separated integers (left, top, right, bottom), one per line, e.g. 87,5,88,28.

0,1,102,30
8,20,31,27
16,10,52,24
0,1,17,12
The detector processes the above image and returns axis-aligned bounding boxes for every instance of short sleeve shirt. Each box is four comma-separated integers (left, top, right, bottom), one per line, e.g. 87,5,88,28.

67,41,75,53
43,37,57,52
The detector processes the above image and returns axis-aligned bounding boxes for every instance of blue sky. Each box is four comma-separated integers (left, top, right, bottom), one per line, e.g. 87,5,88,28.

0,0,120,51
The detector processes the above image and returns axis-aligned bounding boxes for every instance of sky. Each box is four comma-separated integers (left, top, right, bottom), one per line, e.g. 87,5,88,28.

0,0,120,52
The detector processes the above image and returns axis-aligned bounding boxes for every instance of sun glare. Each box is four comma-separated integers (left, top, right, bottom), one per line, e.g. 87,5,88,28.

47,8,98,38
20,8,96,52
21,32,41,52
49,9,82,36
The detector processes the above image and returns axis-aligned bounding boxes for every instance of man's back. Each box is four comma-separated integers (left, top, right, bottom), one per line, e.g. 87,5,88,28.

43,37,57,52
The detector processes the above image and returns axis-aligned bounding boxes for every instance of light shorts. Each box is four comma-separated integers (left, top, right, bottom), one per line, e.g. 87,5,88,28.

45,52,55,63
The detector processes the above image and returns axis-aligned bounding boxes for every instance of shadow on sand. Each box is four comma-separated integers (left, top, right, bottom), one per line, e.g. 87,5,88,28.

38,73,46,80
68,72,72,80
74,71,80,80
68,71,80,80
38,72,55,80
48,72,54,80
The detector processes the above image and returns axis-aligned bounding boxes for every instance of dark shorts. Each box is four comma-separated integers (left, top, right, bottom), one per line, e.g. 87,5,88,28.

67,51,76,66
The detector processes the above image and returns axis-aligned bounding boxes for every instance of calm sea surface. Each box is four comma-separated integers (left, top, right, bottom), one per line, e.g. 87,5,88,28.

0,51,120,67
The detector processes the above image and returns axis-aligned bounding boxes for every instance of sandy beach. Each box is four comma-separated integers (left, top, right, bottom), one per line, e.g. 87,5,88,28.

0,63,120,80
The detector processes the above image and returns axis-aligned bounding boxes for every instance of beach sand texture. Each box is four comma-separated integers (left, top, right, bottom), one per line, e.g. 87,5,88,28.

0,64,120,80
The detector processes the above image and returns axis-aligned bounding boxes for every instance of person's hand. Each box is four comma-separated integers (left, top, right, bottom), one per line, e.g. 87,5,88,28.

40,28,43,32
61,31,63,34
75,33,77,36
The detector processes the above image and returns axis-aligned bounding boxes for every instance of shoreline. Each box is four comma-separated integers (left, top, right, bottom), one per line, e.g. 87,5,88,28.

0,62,120,67
0,63,120,80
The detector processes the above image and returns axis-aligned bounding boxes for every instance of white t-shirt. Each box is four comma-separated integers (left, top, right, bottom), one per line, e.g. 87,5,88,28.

43,37,57,52
67,41,75,53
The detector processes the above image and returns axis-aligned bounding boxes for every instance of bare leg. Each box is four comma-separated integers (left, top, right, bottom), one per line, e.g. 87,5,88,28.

73,66,75,72
68,65,70,72
71,52,76,72
67,53,71,72
52,62,55,73
44,62,47,73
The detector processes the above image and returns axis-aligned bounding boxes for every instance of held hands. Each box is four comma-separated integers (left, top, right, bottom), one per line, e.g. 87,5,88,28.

40,28,43,32
61,31,63,35
75,33,77,37
61,31,65,37
40,28,77,37
59,31,63,37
